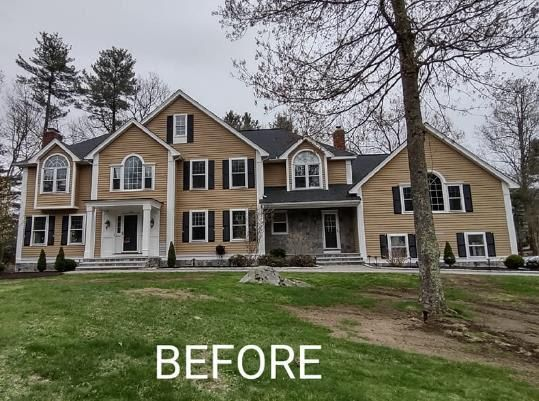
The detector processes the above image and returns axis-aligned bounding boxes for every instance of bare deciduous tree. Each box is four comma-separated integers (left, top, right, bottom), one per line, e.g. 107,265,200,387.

217,0,539,317
64,115,106,144
128,72,171,121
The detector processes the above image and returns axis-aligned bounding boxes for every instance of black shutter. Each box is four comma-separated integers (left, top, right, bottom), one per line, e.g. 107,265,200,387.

24,217,32,246
379,234,388,258
456,233,466,257
248,209,257,241
183,161,190,191
187,114,194,143
182,212,190,242
408,234,417,258
47,216,55,245
463,184,473,212
208,211,215,242
486,232,496,257
61,216,69,245
166,116,173,144
208,160,215,190
223,210,230,242
222,160,230,189
392,187,402,214
248,159,255,188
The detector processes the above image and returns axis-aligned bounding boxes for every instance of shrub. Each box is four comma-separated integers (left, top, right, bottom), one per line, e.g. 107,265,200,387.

0,262,5,272
62,259,77,272
55,247,66,271
443,242,456,267
504,254,524,270
288,255,316,267
166,242,177,268
216,245,226,256
269,248,286,258
257,255,288,267
229,254,252,267
37,249,47,272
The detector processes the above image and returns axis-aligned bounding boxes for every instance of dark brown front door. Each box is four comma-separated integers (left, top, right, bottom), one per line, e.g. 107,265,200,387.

123,215,138,252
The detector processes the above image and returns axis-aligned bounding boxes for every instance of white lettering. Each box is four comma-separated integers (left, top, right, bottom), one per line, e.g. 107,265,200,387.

212,344,234,379
186,345,208,379
299,345,321,379
270,345,295,379
156,345,180,379
237,345,265,380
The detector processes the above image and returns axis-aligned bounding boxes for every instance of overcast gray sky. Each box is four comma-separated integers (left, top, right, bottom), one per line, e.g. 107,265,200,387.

0,0,534,155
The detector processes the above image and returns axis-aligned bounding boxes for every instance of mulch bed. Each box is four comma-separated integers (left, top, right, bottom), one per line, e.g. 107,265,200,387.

0,271,63,280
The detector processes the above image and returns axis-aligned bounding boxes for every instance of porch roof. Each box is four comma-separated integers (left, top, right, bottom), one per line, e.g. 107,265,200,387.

85,198,162,209
261,185,360,208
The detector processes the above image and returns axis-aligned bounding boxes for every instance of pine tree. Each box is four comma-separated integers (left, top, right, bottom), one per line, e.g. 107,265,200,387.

16,32,79,131
272,112,296,133
223,110,260,131
80,47,136,132
167,242,176,268
55,247,66,271
37,249,47,272
443,242,456,267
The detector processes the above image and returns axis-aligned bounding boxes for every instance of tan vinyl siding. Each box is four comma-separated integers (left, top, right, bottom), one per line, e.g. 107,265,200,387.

75,165,92,208
264,163,286,187
287,141,327,189
34,144,73,208
144,97,258,254
362,133,512,258
328,160,347,184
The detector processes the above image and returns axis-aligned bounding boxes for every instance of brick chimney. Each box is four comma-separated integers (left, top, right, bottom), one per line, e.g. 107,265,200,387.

42,128,63,147
332,126,346,151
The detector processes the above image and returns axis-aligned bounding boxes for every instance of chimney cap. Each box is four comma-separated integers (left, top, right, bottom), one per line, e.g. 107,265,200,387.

44,127,60,133
336,125,342,129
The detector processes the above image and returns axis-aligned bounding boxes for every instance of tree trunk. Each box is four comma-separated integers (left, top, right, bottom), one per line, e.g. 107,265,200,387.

391,0,446,318
43,77,53,132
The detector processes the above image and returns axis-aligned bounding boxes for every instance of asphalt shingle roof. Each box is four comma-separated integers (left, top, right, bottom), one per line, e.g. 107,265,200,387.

351,154,389,183
67,133,112,158
261,184,359,204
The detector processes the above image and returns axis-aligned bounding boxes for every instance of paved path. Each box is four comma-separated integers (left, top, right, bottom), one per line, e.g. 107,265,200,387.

69,265,539,276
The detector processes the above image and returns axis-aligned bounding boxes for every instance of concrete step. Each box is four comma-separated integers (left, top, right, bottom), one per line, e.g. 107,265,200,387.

77,257,149,270
315,254,364,266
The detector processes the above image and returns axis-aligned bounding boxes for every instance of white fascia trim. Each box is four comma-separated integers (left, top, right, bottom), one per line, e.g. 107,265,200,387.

167,151,176,247
502,182,518,254
330,156,357,160
279,137,334,160
28,139,81,163
91,154,99,200
346,160,353,185
85,120,180,159
16,168,28,263
86,199,162,209
70,161,77,207
140,89,269,157
357,188,367,257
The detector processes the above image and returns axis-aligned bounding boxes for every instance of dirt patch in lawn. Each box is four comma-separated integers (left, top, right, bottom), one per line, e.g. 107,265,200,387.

0,272,63,280
124,288,216,301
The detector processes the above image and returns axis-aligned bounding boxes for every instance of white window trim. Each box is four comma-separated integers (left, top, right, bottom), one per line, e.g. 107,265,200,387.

292,150,322,190
190,159,208,190
464,232,488,259
189,210,208,243
399,173,466,214
230,208,249,241
173,113,188,144
229,157,248,189
271,211,288,235
40,153,70,194
67,214,86,245
387,233,409,259
30,215,49,246
109,154,155,192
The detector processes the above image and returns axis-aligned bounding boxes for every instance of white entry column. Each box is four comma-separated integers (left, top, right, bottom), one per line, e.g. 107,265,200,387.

84,206,95,259
141,204,152,256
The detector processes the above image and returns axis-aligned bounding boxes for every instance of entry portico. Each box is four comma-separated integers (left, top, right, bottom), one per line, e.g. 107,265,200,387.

84,199,162,258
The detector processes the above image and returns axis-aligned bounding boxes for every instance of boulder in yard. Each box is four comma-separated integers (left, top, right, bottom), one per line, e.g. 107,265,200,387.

239,267,311,287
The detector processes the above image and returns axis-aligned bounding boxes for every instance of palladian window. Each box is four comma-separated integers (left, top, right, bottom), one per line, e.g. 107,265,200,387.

293,151,321,189
42,154,68,193
111,154,154,191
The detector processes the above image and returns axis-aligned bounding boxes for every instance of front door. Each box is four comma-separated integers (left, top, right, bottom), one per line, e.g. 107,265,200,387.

322,211,340,250
123,215,138,252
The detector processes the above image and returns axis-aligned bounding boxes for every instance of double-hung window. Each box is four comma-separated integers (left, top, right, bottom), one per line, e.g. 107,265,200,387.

190,211,207,242
230,158,247,188
31,216,48,245
465,232,487,257
190,160,207,189
231,209,248,240
111,155,154,191
272,211,288,234
388,234,408,259
402,186,413,212
400,172,465,213
448,185,464,211
293,151,321,189
68,215,85,245
174,114,187,138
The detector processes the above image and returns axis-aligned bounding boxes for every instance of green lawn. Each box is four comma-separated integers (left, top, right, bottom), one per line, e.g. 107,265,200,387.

0,272,538,401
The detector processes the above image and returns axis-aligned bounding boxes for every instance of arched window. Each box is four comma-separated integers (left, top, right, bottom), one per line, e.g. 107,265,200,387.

293,151,321,189
428,173,445,211
42,154,68,193
123,155,143,190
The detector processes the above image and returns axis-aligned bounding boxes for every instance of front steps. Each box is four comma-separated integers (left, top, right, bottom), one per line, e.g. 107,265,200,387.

316,253,364,266
77,256,149,271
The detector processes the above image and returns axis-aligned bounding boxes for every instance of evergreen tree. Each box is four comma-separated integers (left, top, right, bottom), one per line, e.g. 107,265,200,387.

223,110,260,131
167,242,176,268
16,32,79,131
443,242,456,267
55,247,66,271
271,112,296,133
37,249,47,272
80,47,136,132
